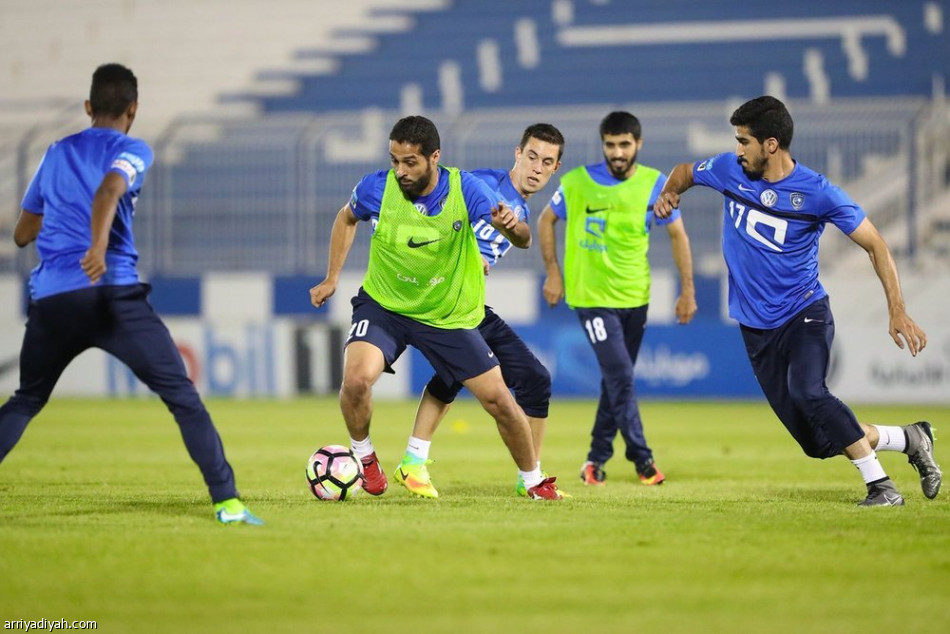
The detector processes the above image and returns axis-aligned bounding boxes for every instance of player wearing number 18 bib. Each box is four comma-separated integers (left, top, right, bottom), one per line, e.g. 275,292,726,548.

538,111,698,488
655,96,938,506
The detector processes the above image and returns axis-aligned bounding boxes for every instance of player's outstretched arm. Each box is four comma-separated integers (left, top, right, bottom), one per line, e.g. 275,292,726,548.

655,162,695,219
666,217,697,324
537,205,564,307
847,217,927,356
13,210,43,247
81,171,126,284
310,203,360,308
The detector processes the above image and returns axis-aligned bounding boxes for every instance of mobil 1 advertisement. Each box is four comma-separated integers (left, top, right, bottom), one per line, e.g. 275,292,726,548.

0,319,295,398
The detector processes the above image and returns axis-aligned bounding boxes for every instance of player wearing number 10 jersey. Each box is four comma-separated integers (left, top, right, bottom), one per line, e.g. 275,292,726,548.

391,124,567,499
655,96,939,507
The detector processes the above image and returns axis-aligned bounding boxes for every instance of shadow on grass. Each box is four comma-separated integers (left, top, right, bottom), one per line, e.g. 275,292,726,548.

0,492,210,525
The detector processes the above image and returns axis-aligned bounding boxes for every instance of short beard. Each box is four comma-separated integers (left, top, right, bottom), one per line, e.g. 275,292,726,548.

605,152,636,180
398,165,435,198
738,154,767,180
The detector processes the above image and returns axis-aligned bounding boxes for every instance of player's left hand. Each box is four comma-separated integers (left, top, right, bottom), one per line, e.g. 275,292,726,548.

310,280,336,308
491,202,518,230
80,246,107,284
889,311,927,356
482,256,491,276
675,293,697,324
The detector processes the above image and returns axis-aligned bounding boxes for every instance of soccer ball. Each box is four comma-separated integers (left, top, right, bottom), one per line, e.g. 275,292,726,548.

306,445,365,501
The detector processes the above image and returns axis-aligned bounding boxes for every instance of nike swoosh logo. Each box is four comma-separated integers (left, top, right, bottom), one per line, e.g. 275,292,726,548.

585,205,609,214
488,351,495,358
738,184,755,192
803,317,823,323
407,237,443,248
398,467,410,481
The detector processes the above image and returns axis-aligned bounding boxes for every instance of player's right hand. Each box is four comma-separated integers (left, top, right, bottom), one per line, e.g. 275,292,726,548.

80,246,107,284
889,311,927,357
310,280,336,308
491,202,518,230
542,272,564,307
654,191,679,219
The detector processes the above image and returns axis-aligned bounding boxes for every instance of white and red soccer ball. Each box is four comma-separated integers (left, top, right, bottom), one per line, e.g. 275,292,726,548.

306,444,365,501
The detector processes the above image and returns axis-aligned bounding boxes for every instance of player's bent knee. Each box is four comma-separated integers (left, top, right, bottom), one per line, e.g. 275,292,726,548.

801,442,840,460
426,375,460,404
8,393,46,417
514,366,551,417
475,386,518,420
340,373,374,401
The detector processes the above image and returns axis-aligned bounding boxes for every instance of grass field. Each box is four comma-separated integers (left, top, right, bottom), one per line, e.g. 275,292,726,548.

1,397,948,633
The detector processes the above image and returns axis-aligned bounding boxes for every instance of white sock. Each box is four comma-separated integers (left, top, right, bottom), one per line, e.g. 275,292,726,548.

873,425,907,452
406,436,431,461
520,467,543,489
350,436,375,459
850,451,888,485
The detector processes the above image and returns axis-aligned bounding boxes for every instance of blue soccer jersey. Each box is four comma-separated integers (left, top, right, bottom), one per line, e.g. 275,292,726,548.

547,161,681,227
467,168,528,267
692,152,866,328
349,166,501,231
20,127,153,299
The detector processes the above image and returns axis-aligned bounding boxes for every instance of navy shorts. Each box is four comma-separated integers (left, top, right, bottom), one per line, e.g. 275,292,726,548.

740,296,864,459
425,307,552,417
347,288,498,386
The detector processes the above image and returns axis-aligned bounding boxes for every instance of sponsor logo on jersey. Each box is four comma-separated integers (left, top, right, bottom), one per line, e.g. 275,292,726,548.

453,220,463,231
697,158,714,171
585,216,606,238
790,192,805,210
585,205,610,214
760,189,778,207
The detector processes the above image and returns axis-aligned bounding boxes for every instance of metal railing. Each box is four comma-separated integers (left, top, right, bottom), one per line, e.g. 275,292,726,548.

4,97,947,278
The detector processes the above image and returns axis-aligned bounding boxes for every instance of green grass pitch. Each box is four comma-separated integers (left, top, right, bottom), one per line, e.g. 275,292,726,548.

1,398,948,633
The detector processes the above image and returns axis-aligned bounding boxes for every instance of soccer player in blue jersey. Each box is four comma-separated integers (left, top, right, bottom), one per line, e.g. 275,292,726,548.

0,64,262,525
388,123,565,499
310,116,562,500
539,111,698,488
655,95,940,506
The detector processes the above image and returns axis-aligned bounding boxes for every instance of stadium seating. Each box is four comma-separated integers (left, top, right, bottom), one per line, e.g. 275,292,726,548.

252,0,948,113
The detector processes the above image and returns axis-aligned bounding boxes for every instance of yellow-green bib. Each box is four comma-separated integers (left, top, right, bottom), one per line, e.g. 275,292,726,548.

363,167,485,329
561,164,662,308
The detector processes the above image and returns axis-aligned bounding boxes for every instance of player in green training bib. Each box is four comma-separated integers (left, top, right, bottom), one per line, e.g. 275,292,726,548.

310,116,563,501
538,111,697,488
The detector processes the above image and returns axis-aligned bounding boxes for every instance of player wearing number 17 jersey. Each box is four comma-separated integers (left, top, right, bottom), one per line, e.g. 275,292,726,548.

655,96,939,507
